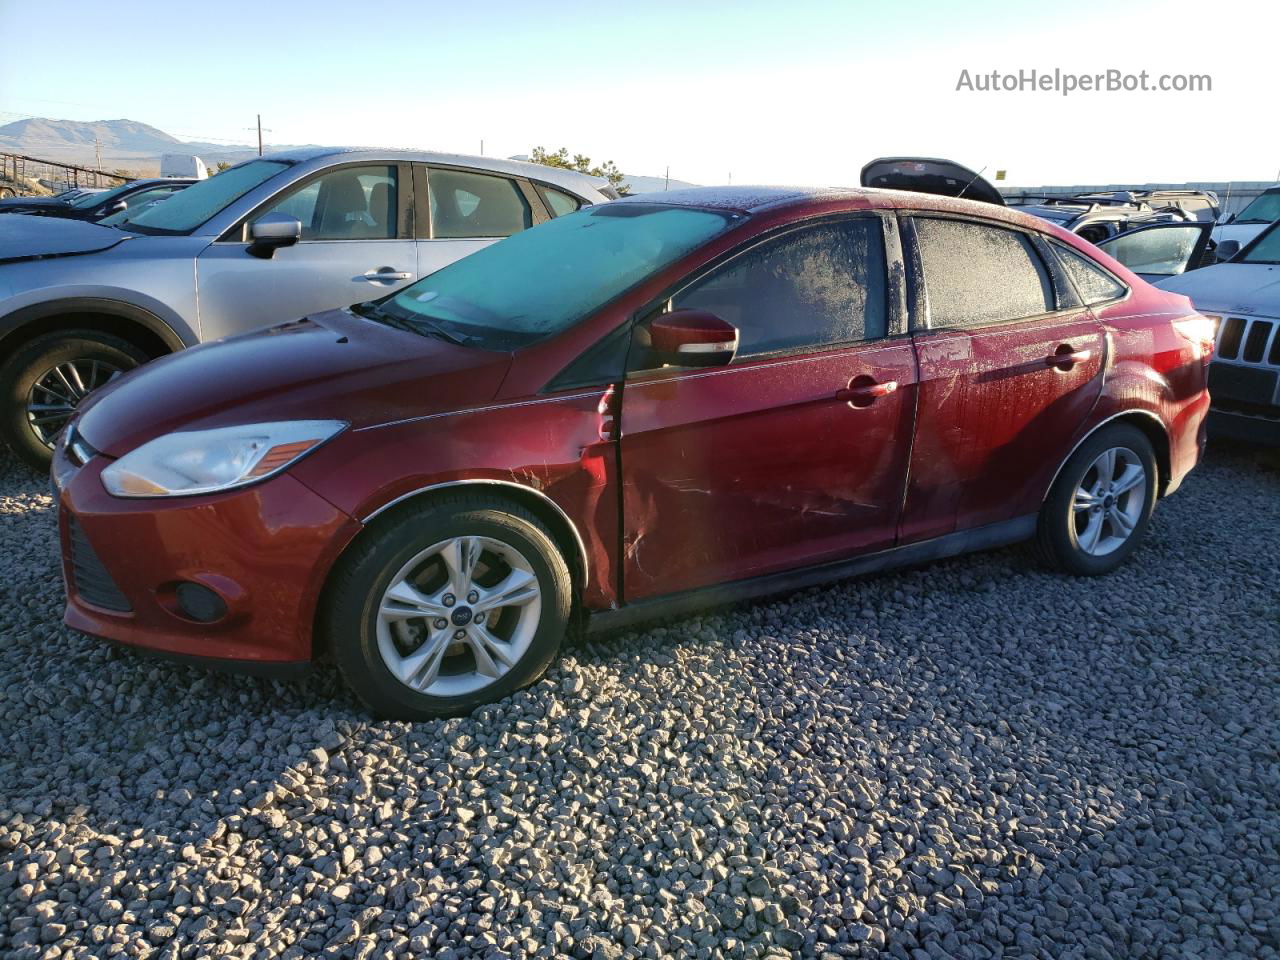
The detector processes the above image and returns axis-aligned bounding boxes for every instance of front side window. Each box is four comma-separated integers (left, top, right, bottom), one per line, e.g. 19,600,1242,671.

915,218,1054,328
70,181,136,210
1053,243,1128,304
98,185,185,226
1102,224,1203,277
430,168,531,238
260,165,397,241
671,220,887,358
379,203,736,350
125,160,290,235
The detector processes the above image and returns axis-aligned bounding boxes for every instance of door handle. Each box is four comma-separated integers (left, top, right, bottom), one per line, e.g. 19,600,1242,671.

836,378,898,407
1045,346,1092,369
363,269,414,282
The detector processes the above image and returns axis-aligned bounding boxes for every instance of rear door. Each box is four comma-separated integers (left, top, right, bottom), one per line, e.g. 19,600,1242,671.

618,216,917,600
901,215,1106,542
414,165,548,277
1097,221,1214,282
195,162,416,337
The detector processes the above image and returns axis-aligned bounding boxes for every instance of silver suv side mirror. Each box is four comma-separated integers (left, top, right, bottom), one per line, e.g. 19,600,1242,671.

247,213,302,260
1215,239,1241,262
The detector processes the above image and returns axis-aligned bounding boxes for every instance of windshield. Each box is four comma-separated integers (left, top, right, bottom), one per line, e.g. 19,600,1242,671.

97,185,185,227
378,203,738,350
1234,191,1280,224
69,181,136,209
124,160,290,235
1241,222,1280,264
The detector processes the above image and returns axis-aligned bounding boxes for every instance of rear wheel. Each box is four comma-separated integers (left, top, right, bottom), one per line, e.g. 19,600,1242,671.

325,495,574,719
1036,423,1157,576
0,330,147,470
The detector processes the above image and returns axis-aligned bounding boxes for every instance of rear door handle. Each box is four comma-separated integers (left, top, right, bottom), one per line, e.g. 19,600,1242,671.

1045,345,1092,369
363,269,414,283
836,378,898,407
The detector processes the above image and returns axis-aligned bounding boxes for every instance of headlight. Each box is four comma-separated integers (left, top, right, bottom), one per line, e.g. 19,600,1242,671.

101,420,346,498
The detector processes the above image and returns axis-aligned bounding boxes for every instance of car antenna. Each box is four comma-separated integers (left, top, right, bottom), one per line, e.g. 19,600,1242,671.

956,165,990,201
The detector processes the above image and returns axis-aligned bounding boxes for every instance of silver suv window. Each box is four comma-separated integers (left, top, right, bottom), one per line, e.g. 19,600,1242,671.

125,160,289,235
429,168,531,239
260,165,397,240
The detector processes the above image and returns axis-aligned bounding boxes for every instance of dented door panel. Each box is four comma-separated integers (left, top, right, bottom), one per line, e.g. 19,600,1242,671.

618,341,917,601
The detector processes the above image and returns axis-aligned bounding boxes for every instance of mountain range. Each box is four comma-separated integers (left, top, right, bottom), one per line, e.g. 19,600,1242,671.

0,117,696,192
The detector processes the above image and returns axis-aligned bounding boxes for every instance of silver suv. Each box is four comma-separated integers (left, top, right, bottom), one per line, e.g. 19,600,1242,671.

0,148,609,467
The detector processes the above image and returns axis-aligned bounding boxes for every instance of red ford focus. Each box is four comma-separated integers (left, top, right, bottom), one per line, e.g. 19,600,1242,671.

52,185,1212,718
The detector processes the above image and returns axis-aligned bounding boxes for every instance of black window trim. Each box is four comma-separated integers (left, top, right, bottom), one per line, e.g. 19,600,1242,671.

1045,237,1132,310
216,160,413,243
904,210,1084,333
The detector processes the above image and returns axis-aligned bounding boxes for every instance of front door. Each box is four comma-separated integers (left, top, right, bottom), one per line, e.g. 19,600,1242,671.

195,162,417,339
618,217,917,601
901,215,1106,542
1097,221,1214,283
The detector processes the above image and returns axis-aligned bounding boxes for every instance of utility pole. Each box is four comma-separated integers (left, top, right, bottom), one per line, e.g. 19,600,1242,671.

664,166,670,191
480,139,485,156
93,137,103,181
244,116,272,156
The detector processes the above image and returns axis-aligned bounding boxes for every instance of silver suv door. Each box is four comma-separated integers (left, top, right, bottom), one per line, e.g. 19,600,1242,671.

414,163,547,277
195,162,417,339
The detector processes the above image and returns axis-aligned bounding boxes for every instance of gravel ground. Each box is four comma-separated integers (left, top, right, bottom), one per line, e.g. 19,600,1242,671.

1,446,1277,960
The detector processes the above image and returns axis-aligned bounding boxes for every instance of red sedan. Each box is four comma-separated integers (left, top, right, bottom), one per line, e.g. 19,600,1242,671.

52,185,1213,719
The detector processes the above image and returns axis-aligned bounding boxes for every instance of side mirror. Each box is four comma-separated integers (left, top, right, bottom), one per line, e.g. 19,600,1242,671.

247,213,302,259
1215,239,1241,262
105,199,128,215
649,309,739,367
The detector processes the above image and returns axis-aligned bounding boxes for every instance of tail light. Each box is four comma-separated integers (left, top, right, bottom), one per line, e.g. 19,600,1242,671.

1174,313,1217,359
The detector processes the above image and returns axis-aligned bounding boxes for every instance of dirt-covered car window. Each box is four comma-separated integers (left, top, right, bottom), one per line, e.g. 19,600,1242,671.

673,219,887,357
1053,243,1128,304
914,218,1054,328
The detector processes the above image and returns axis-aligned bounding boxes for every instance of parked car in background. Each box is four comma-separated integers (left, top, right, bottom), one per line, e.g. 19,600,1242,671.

1008,190,1219,244
1144,219,1280,444
0,148,609,468
0,178,194,222
52,184,1211,718
1212,185,1280,249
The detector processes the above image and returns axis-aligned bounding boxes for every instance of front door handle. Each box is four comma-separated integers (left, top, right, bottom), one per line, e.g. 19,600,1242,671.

1045,345,1092,370
363,268,414,283
836,377,898,408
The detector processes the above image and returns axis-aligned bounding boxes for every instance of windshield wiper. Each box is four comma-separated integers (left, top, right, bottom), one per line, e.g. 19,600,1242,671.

351,301,471,345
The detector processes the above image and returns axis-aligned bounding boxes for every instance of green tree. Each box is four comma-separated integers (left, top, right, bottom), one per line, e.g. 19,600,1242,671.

530,147,630,195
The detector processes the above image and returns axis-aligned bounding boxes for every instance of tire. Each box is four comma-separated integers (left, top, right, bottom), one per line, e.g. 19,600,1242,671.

1035,423,1158,576
325,494,574,720
0,329,147,470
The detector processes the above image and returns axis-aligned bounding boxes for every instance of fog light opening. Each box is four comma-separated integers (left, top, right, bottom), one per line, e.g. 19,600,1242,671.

175,582,228,623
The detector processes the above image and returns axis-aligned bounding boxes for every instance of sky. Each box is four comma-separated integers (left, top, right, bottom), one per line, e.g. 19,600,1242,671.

1,0,1276,188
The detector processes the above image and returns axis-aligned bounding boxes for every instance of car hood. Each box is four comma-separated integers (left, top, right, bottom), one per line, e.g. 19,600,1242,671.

76,309,514,458
0,214,127,263
1156,262,1280,315
0,196,66,211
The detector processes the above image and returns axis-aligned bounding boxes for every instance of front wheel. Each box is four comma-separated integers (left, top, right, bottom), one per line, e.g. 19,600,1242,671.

0,330,147,470
325,495,574,720
1035,423,1158,576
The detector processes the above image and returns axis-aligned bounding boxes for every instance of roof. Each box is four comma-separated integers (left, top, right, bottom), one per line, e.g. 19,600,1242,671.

611,183,1052,232
257,146,608,199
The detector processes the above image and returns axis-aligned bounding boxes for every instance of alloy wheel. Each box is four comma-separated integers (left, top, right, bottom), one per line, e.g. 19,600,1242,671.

26,358,125,448
375,535,543,698
1071,446,1146,557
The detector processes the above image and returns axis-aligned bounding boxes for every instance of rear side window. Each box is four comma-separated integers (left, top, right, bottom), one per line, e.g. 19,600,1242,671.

672,219,887,358
1053,243,1128,304
430,168,531,238
914,218,1054,328
540,186,583,218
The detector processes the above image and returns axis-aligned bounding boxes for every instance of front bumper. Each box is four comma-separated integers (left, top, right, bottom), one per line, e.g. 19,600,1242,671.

53,441,363,668
1207,408,1280,446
